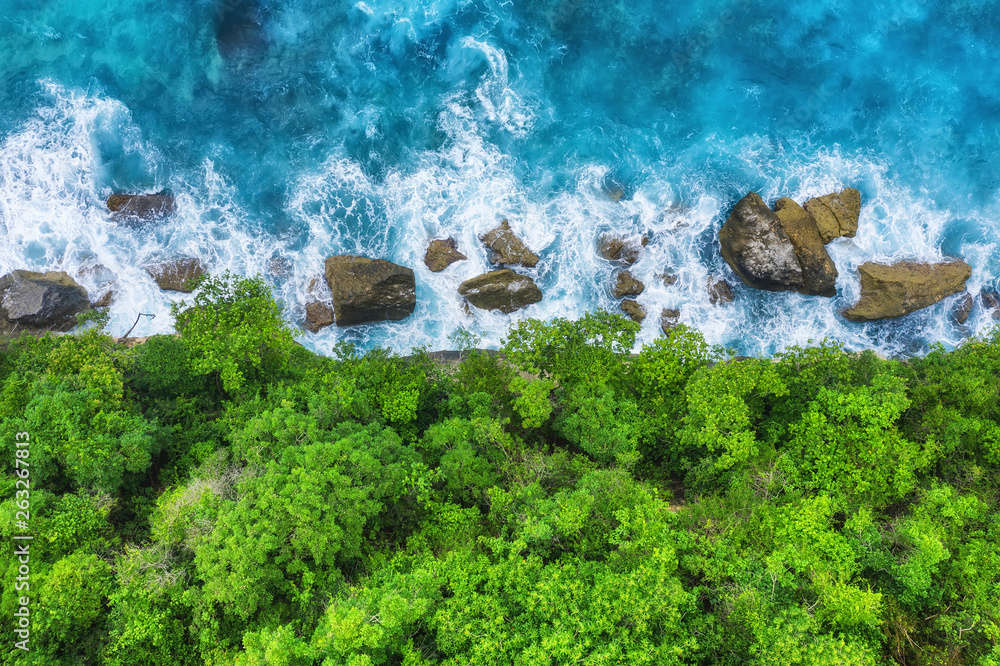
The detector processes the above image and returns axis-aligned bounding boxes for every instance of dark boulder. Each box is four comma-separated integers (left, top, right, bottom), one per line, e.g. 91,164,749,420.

803,188,861,244
0,270,90,334
980,290,1000,320
480,220,539,268
844,261,972,321
424,238,467,272
324,256,416,327
145,259,206,293
303,302,334,333
91,289,115,308
458,270,542,314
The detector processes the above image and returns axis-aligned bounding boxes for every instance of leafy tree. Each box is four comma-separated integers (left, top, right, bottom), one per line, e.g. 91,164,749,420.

171,272,297,393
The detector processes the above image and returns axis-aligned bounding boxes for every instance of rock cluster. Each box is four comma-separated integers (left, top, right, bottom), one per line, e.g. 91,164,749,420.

613,270,645,299
720,192,838,297
303,277,334,333
459,221,542,314
598,234,648,265
803,189,861,244
720,188,973,321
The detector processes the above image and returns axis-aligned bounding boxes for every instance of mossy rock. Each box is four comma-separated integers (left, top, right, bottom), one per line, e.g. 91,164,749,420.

621,299,646,322
480,220,539,268
803,188,861,244
424,238,467,272
844,261,971,321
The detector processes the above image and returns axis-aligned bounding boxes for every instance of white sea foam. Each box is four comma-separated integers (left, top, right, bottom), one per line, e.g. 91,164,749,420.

3,78,994,359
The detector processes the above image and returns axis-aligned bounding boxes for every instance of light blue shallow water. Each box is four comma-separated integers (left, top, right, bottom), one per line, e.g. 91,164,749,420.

1,0,999,356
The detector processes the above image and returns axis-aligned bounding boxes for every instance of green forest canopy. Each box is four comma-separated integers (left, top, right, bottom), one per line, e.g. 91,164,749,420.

2,273,999,665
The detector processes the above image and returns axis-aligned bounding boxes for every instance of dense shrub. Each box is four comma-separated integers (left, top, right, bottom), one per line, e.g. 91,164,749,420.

2,278,999,665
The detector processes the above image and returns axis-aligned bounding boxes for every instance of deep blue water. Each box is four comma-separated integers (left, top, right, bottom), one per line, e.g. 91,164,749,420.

2,0,999,356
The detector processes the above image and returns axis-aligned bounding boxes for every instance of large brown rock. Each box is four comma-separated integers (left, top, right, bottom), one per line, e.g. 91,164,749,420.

107,192,175,221
774,198,838,296
324,256,416,327
720,192,838,297
804,188,861,244
612,270,645,298
480,220,539,268
0,270,90,334
458,269,542,314
844,261,972,321
424,238,467,272
145,259,207,293
598,234,648,265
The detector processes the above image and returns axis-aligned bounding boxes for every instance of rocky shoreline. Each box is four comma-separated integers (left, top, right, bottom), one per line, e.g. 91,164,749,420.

0,188,994,338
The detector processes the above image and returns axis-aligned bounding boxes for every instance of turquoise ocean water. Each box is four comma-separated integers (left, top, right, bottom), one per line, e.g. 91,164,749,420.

1,0,999,356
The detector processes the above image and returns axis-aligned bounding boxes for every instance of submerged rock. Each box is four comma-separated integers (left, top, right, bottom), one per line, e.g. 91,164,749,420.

480,220,539,268
720,192,838,297
982,290,1000,320
707,276,735,305
91,289,115,309
660,308,681,333
612,270,645,298
324,256,416,327
804,188,861,244
621,299,646,322
660,272,679,287
598,234,648,265
106,192,175,222
215,0,268,59
601,174,627,202
950,292,974,325
0,270,90,334
458,270,542,314
267,256,293,279
844,260,972,321
424,238,467,272
145,259,206,293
